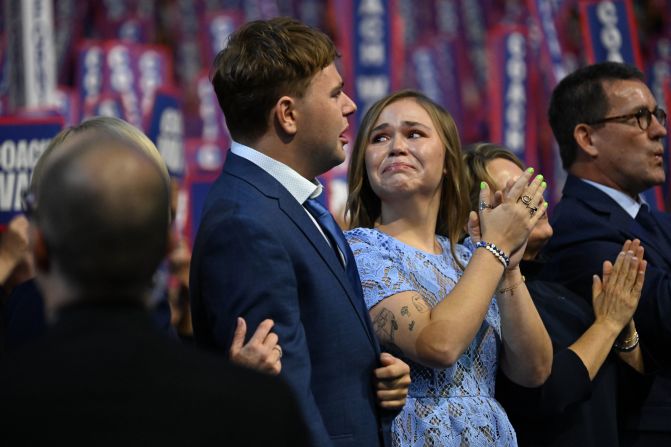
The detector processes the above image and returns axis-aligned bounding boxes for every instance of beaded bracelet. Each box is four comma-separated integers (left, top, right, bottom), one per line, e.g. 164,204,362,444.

475,241,510,268
613,331,639,352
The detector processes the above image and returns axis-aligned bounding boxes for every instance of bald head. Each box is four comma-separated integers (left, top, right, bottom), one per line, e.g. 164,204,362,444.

35,137,170,300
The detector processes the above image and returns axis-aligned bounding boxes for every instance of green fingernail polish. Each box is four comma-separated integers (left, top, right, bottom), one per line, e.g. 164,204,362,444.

537,175,544,181
543,202,549,208
542,181,547,188
526,167,534,173
480,181,486,190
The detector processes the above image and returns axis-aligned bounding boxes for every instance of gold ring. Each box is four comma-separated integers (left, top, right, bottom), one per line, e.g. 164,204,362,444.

518,195,532,205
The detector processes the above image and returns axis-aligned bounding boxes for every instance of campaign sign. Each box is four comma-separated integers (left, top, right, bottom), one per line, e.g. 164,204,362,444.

76,40,105,117
528,0,567,86
146,89,185,178
351,0,398,123
195,71,228,143
579,0,642,68
0,116,63,227
201,10,243,67
487,26,537,166
137,45,174,119
183,138,227,246
104,41,143,128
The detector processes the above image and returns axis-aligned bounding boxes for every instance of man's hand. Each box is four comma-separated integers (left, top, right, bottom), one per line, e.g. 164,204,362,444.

229,318,282,375
373,353,410,409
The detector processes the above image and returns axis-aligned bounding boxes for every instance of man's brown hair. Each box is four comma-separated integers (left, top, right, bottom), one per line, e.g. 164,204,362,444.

211,17,338,143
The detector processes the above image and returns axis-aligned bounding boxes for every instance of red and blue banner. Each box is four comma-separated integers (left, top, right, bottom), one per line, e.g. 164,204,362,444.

334,0,402,124
579,0,642,68
487,26,538,167
0,116,63,228
200,10,243,71
528,0,567,87
183,138,227,246
146,88,186,178
76,40,105,118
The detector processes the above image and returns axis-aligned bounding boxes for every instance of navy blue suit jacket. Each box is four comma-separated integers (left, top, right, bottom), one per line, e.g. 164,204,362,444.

190,153,391,447
541,175,671,434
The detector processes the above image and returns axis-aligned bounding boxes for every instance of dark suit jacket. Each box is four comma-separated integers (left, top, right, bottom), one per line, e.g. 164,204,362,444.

0,301,308,446
541,175,671,436
498,261,650,446
3,277,174,352
189,153,389,447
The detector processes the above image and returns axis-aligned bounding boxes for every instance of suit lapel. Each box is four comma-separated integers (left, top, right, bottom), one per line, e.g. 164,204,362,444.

564,176,671,271
224,153,378,347
277,195,378,347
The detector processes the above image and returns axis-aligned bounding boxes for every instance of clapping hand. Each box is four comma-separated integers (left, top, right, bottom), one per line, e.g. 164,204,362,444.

592,239,646,333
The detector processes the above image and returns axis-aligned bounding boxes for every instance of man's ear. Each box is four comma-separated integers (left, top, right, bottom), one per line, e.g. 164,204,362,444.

31,227,50,273
274,96,298,136
573,123,599,158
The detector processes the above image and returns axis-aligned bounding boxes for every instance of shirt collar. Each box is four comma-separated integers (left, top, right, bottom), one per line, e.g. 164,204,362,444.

580,178,645,219
231,141,322,203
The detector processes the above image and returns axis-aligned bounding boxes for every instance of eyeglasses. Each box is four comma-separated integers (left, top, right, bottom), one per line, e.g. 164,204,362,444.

587,106,667,131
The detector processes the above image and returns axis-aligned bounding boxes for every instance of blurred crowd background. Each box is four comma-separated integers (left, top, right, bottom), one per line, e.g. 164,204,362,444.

1,0,671,239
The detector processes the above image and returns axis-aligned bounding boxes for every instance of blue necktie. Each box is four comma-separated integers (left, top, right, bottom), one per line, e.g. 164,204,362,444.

304,198,361,292
635,204,671,252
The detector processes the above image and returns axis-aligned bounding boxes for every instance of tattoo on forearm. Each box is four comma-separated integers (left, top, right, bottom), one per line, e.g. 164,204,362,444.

412,294,430,313
408,320,415,331
400,306,410,317
373,308,399,345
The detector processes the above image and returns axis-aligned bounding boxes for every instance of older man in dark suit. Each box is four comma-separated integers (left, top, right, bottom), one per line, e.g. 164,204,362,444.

189,17,410,447
0,135,308,446
542,61,671,445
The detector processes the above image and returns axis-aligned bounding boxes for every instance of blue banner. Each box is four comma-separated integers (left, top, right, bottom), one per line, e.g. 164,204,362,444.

0,117,63,226
580,0,642,68
146,90,185,178
351,0,396,122
488,26,538,167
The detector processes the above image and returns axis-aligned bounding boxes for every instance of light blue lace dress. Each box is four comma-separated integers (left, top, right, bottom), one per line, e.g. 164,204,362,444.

346,228,517,447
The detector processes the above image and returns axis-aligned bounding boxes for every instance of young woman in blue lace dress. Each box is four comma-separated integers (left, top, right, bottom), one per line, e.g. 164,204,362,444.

344,90,553,446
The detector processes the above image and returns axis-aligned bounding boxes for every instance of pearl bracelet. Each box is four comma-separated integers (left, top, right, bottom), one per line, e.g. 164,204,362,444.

475,241,510,268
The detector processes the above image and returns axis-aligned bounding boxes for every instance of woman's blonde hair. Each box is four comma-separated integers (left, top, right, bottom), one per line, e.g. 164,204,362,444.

346,89,470,268
463,142,526,212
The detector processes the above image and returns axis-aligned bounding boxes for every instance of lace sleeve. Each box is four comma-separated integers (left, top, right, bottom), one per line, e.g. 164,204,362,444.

345,228,417,310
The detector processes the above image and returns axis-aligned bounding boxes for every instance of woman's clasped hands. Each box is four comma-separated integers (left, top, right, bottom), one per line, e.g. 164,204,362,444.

470,168,548,269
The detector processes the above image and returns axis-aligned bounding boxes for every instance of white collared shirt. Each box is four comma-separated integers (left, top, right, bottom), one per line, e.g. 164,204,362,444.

231,141,322,203
581,178,645,219
230,141,340,256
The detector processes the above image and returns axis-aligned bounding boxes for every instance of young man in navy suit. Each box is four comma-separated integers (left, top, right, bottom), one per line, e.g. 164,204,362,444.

542,61,671,445
189,17,410,447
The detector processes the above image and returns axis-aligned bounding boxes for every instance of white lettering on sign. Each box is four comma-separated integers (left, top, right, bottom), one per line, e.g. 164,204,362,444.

198,78,220,142
157,108,185,174
358,0,386,68
0,138,50,211
357,75,389,112
596,2,624,63
83,47,103,102
413,49,441,103
210,15,236,54
504,32,527,153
